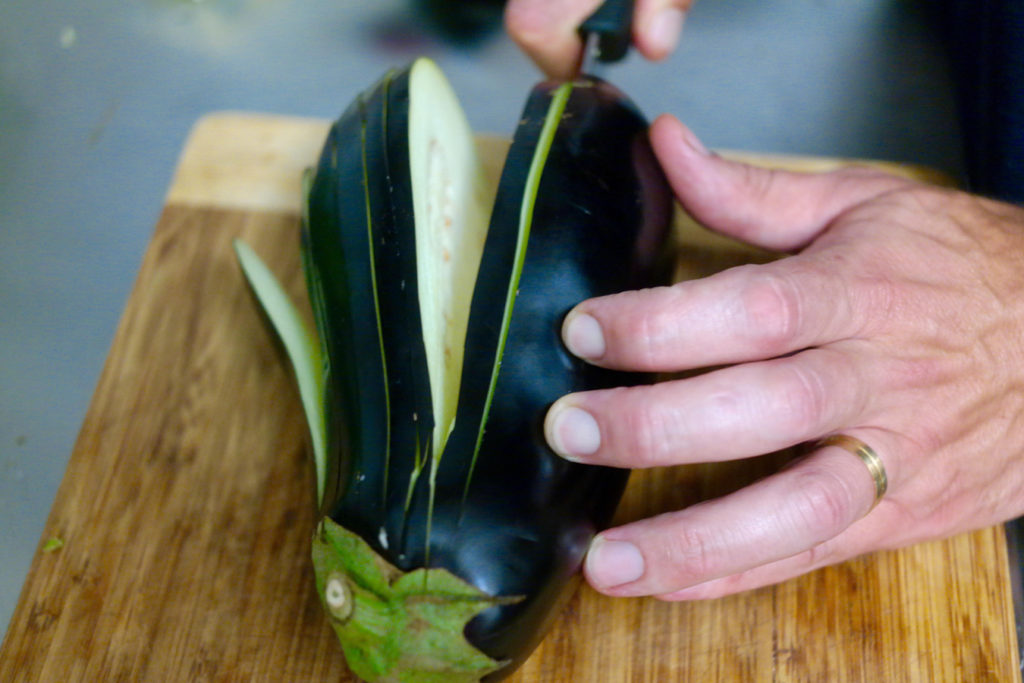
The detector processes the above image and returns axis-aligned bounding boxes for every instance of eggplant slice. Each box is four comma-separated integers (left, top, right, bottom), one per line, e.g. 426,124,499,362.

237,58,672,682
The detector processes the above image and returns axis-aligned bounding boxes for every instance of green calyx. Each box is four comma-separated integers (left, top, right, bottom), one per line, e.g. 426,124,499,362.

312,517,518,682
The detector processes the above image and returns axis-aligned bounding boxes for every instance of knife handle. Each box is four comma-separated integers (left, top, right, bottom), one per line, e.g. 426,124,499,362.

579,0,635,63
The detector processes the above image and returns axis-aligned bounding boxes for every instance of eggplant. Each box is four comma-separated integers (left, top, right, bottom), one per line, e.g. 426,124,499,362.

236,58,672,682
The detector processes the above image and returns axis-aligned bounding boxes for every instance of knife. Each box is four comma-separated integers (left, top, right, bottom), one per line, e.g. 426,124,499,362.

577,0,635,78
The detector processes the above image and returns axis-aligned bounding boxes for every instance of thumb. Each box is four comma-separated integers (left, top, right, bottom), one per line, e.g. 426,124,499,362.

650,114,912,252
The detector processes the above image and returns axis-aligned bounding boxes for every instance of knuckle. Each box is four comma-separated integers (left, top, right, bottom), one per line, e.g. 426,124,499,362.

627,291,678,369
503,3,548,48
890,354,946,391
661,525,719,585
790,468,857,540
894,182,953,216
739,164,781,206
620,392,673,467
802,540,839,570
777,363,830,435
738,268,803,352
861,271,901,335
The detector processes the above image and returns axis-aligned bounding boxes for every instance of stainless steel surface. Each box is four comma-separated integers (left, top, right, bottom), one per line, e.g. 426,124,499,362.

579,31,603,79
1,0,966,638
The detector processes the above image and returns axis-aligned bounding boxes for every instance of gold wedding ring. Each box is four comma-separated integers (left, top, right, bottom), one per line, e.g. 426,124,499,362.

817,434,888,508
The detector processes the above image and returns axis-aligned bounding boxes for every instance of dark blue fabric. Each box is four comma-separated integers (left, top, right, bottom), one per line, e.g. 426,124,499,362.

937,0,1024,203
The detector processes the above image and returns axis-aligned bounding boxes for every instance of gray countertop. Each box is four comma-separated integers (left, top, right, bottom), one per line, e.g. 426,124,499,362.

0,0,963,638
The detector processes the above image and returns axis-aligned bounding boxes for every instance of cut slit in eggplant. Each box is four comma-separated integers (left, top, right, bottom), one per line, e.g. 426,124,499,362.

408,59,494,477
236,58,673,682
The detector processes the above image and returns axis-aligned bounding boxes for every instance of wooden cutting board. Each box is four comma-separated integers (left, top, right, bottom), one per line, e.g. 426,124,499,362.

2,112,1019,682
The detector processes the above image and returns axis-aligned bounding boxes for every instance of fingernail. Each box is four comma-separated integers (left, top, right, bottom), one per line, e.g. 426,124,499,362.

546,403,601,460
647,8,685,57
563,312,605,359
587,537,645,588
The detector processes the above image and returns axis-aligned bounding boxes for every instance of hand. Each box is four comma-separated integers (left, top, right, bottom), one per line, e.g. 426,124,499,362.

505,0,694,79
544,113,1024,600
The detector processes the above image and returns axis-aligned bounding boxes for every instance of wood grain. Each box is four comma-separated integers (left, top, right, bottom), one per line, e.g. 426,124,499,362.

1,113,1019,682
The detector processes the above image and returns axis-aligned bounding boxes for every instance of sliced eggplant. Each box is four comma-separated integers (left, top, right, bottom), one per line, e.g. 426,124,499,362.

238,58,672,682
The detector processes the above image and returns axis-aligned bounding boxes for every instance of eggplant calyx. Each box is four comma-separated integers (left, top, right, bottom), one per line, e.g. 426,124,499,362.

312,517,518,682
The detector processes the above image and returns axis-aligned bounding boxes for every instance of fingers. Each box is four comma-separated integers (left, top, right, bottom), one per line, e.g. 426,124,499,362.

505,0,694,79
581,433,890,596
653,515,881,601
545,347,871,467
649,114,912,251
505,0,601,80
561,255,889,373
556,117,914,376
633,0,693,60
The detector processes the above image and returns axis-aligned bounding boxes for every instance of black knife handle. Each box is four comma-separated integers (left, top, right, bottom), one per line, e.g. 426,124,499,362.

579,0,635,63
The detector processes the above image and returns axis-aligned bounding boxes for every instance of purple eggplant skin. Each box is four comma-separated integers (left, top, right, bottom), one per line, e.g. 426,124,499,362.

301,88,384,517
408,77,673,675
304,66,673,679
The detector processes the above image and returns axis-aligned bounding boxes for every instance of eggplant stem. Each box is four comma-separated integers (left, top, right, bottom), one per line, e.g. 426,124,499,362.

312,517,514,682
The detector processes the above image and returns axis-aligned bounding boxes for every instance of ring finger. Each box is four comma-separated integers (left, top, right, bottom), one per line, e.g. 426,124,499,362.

583,428,895,597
